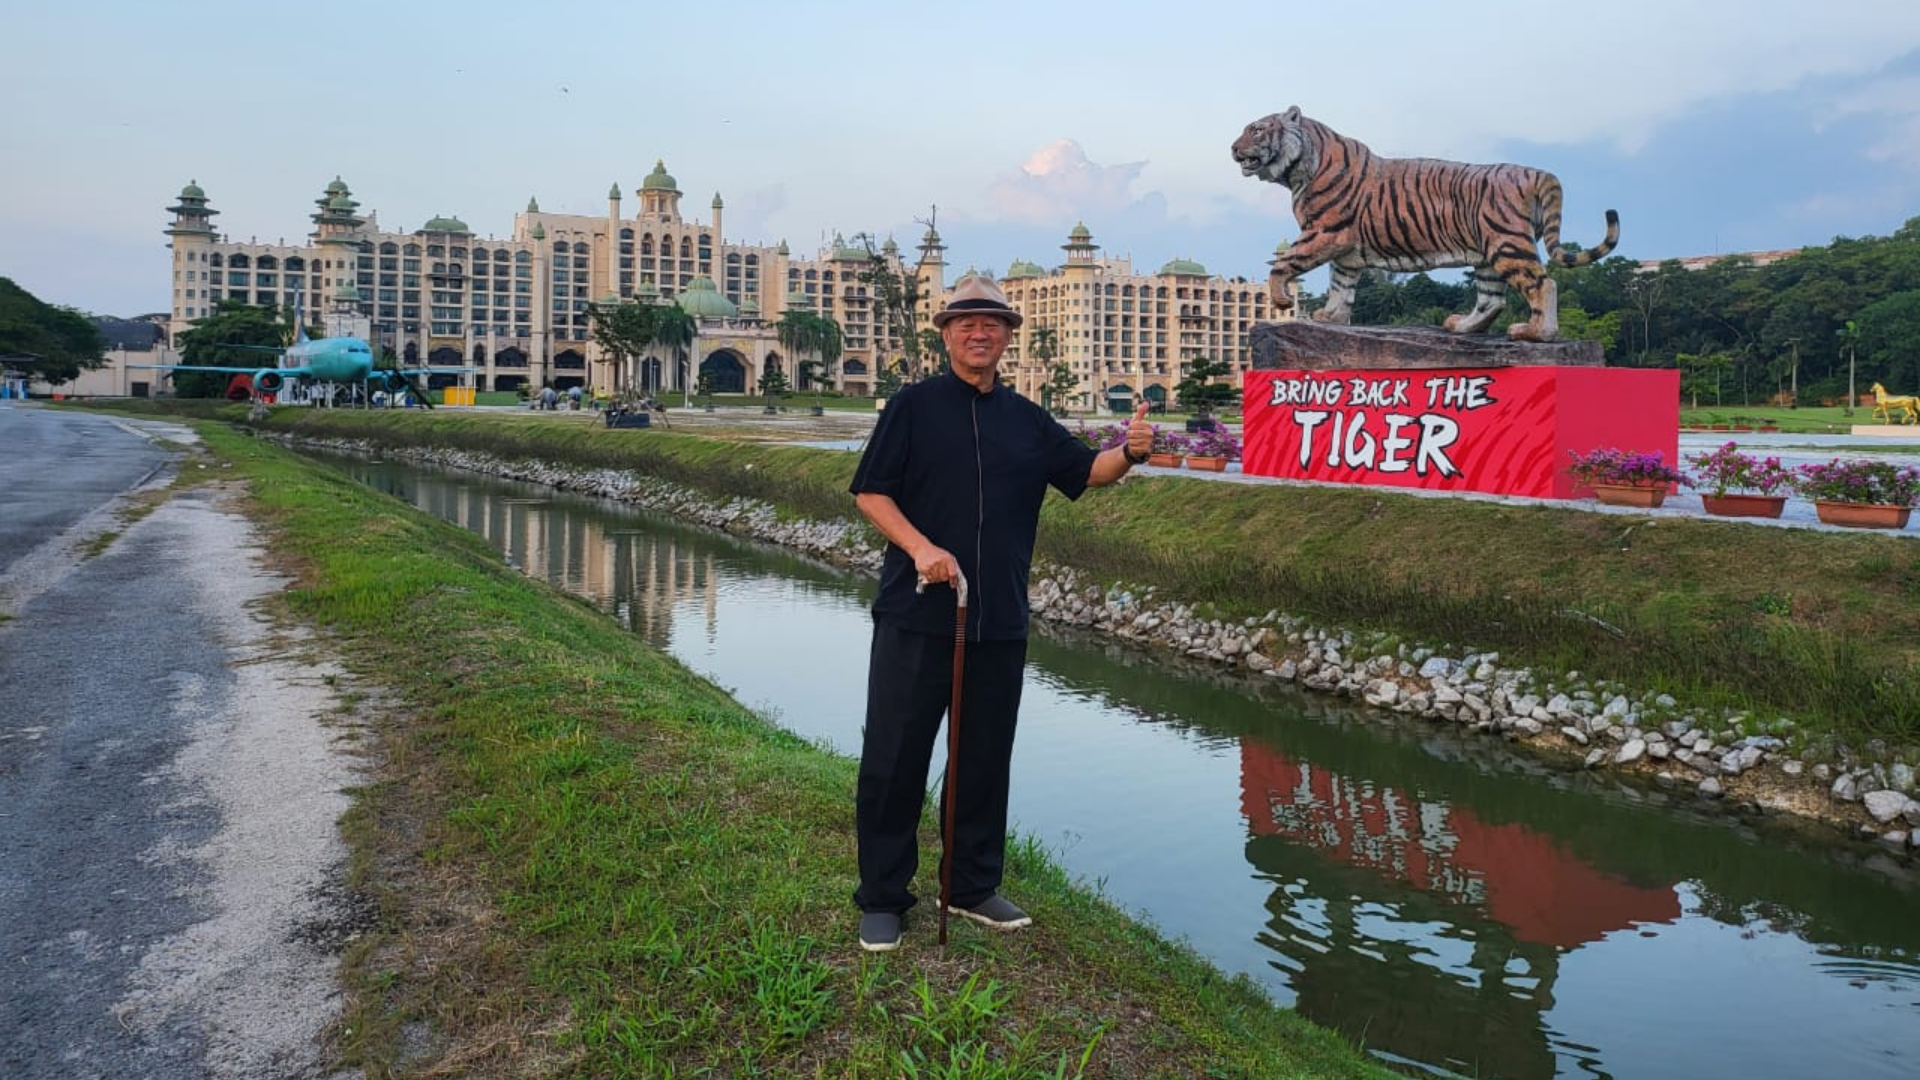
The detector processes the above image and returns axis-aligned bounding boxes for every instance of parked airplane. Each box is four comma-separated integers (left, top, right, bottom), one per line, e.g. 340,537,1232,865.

135,326,473,405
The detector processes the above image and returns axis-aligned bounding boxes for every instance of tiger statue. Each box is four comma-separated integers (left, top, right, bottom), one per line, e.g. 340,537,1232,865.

1232,106,1620,343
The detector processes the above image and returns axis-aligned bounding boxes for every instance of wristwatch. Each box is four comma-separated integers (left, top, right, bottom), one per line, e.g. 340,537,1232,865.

1123,445,1149,465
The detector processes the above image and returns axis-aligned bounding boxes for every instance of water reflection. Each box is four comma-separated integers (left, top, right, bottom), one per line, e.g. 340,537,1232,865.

343,455,1920,1080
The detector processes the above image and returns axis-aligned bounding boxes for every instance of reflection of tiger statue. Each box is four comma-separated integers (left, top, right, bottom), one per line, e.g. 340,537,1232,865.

1232,106,1620,342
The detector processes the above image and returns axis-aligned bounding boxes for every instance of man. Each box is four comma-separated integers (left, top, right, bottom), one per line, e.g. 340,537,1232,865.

848,274,1152,951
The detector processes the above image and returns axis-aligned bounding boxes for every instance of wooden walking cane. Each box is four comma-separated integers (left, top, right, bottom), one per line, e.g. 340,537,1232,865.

922,570,969,946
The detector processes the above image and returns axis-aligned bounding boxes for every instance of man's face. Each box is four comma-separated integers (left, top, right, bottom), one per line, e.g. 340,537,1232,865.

941,314,1012,374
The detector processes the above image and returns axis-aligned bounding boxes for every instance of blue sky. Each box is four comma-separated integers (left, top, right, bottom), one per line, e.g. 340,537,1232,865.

4,0,1920,317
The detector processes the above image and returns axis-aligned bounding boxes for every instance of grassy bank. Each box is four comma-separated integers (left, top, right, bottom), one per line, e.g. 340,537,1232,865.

178,421,1389,1078
167,402,1920,746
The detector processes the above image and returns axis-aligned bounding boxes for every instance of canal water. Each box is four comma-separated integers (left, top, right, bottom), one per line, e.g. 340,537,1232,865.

333,453,1920,1080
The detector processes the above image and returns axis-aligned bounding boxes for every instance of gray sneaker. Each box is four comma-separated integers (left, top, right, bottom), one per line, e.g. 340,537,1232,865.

858,911,902,952
953,894,1032,930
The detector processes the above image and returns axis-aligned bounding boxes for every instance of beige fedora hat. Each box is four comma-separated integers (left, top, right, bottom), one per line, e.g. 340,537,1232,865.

933,275,1024,329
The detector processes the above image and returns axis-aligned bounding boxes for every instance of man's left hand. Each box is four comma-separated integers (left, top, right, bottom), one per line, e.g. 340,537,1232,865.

1126,400,1153,460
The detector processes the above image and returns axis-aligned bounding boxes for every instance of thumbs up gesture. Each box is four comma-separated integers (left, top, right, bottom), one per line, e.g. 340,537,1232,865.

1125,399,1154,461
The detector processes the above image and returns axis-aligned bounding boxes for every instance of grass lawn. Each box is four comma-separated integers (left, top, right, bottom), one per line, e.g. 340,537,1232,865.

162,419,1396,1079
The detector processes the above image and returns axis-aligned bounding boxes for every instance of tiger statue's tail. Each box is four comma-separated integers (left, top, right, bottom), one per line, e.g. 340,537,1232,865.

1534,177,1620,268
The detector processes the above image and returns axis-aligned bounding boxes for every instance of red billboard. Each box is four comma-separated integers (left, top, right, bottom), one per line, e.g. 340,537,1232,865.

1242,366,1679,499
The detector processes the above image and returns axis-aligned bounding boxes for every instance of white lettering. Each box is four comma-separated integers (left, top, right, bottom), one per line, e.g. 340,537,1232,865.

1422,375,1498,411
1414,414,1463,477
1293,410,1331,468
1377,414,1417,473
1269,377,1345,407
1342,410,1377,468
1347,377,1410,409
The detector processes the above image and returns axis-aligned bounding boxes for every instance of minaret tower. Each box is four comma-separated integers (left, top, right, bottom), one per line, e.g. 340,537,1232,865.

710,192,724,280
1062,221,1099,269
915,224,948,324
637,160,682,224
164,179,219,342
311,177,365,316
607,182,622,301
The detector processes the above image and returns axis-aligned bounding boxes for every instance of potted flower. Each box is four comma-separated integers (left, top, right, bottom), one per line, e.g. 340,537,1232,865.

1075,422,1126,452
1148,426,1191,468
1684,441,1792,518
1184,426,1242,471
1792,458,1920,529
1567,447,1687,508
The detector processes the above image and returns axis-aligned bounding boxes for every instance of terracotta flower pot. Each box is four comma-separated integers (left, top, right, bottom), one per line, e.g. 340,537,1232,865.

1591,482,1669,508
1147,451,1182,468
1812,501,1912,529
1184,455,1229,472
1700,493,1787,518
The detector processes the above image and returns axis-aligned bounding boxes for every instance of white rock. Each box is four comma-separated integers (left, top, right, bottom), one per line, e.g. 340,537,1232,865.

1863,790,1917,824
1615,739,1647,766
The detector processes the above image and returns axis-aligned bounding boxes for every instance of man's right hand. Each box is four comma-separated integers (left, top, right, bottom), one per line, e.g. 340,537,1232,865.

912,544,961,588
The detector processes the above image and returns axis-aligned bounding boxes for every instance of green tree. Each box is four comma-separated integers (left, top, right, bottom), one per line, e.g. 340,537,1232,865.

0,277,106,386
1677,350,1735,408
1029,324,1069,413
757,364,790,399
1175,356,1239,418
854,234,928,381
653,306,697,402
174,299,297,398
590,301,659,395
1837,319,1862,414
874,359,905,399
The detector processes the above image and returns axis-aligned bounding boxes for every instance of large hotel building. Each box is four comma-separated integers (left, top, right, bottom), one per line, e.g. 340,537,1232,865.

159,165,1292,409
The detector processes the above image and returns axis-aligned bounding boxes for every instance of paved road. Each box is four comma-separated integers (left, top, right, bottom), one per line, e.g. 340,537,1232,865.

0,403,357,1080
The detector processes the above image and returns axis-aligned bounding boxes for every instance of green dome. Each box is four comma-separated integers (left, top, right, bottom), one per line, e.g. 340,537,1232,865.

1068,222,1092,241
598,291,621,305
609,182,621,199
635,277,659,299
784,290,810,311
180,179,206,199
333,281,362,302
527,195,540,212
831,233,868,261
712,191,724,207
531,223,546,240
739,295,760,316
423,214,470,233
1158,256,1208,276
882,237,899,255
676,276,737,318
777,240,790,256
1004,259,1045,279
327,194,356,211
325,176,348,195
641,160,679,192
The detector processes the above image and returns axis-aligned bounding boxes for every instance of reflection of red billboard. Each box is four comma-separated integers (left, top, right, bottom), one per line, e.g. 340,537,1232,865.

1242,366,1679,498
1241,744,1679,947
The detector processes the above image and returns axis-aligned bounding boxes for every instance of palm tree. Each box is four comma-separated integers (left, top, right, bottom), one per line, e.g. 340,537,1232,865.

1029,324,1059,409
654,306,697,407
1838,319,1861,416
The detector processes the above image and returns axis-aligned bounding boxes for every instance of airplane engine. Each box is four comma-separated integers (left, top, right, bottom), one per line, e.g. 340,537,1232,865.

253,368,286,394
373,371,411,393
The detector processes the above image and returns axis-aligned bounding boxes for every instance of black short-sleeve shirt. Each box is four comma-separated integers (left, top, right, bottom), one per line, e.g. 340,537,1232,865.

849,371,1098,640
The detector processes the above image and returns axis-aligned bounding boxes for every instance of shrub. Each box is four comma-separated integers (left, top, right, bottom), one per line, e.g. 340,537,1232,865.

1685,442,1792,496
1567,447,1686,486
1151,427,1193,455
1792,458,1920,506
1075,422,1126,451
1187,426,1243,460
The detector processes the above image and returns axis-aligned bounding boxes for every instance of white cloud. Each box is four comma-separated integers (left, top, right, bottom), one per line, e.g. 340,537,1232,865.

979,140,1150,224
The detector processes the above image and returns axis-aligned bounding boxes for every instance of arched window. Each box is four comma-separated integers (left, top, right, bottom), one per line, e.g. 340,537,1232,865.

554,241,570,254
641,235,655,256
257,254,278,269
284,256,304,271
229,253,250,268
380,241,398,255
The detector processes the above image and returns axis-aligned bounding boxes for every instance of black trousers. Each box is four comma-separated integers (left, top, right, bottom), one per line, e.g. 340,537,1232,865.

854,621,1028,916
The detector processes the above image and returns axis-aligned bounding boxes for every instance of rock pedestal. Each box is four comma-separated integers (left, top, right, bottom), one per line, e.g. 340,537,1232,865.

1250,321,1603,371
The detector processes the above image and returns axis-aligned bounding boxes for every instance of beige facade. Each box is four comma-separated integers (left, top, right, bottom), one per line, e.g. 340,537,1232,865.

913,223,1297,414
162,173,1292,407
163,166,918,397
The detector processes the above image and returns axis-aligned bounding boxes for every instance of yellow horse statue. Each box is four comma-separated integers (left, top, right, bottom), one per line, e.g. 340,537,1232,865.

1870,382,1920,425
